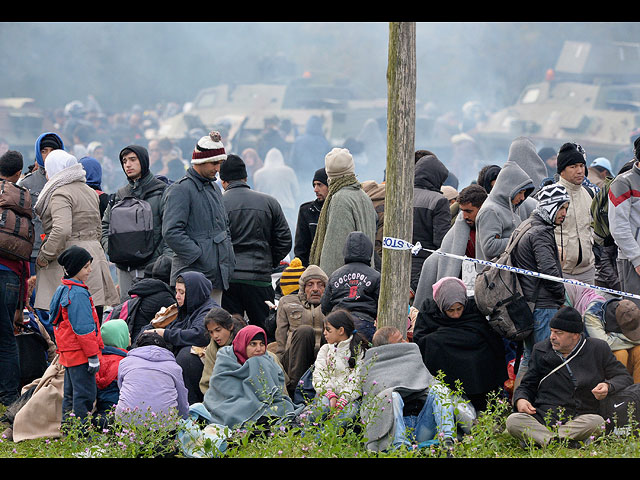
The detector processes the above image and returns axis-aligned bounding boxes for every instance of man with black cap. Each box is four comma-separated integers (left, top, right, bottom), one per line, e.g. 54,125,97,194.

609,137,640,308
219,153,291,330
294,167,328,267
101,144,170,302
506,306,633,448
554,142,596,284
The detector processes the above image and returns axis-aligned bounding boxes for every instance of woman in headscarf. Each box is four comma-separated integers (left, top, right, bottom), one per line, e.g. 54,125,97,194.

412,277,508,412
33,149,119,322
79,156,109,218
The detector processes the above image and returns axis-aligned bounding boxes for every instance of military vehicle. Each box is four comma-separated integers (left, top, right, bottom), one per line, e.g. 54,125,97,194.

0,97,53,162
473,40,640,172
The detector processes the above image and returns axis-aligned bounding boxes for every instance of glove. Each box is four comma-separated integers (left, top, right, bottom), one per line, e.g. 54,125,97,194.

87,355,100,375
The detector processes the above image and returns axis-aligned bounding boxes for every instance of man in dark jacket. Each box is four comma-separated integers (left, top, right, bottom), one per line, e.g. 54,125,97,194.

411,151,451,291
101,144,170,302
506,306,633,447
294,168,328,266
511,183,571,375
161,131,235,305
321,231,380,342
219,154,292,330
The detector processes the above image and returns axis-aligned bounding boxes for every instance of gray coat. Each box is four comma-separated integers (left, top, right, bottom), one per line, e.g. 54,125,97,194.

161,167,235,289
507,136,547,221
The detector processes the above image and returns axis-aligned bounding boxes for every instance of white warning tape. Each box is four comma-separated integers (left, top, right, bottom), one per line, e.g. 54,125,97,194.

382,236,640,301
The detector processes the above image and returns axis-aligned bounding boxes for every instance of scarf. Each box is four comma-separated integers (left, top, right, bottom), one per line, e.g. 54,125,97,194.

34,163,87,217
309,173,360,266
432,276,468,312
232,325,267,365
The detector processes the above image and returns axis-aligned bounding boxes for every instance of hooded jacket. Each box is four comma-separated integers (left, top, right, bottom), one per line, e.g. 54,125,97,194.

127,277,176,343
411,154,451,287
253,148,300,210
507,137,547,221
321,231,380,322
476,161,535,262
163,271,216,350
101,145,169,270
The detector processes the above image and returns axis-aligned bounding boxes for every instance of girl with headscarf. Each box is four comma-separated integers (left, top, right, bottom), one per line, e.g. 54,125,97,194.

412,277,508,413
33,150,118,322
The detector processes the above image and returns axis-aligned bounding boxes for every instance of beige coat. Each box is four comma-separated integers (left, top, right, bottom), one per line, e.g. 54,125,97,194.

274,293,325,359
34,180,118,309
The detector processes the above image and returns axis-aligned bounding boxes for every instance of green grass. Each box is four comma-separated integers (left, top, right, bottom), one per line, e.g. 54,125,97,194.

2,393,640,458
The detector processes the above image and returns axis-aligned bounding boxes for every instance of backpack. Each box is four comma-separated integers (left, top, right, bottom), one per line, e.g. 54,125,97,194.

474,217,536,342
599,383,640,435
107,184,163,267
0,180,35,261
590,176,614,246
104,296,142,336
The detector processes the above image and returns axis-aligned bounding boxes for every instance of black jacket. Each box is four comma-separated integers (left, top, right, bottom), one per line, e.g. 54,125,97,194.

127,278,176,344
222,180,292,283
513,336,633,425
511,212,565,309
294,198,322,267
321,231,380,321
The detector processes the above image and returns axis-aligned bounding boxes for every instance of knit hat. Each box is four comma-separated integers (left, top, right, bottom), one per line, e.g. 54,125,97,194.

441,185,458,202
534,183,570,223
101,319,130,350
191,131,227,164
298,264,328,291
40,133,64,152
550,306,584,333
325,148,355,180
57,245,93,279
616,299,640,341
219,154,247,181
280,257,306,296
313,167,328,186
556,142,587,174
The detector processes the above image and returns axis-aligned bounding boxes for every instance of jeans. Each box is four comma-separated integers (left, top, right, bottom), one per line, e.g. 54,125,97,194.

0,269,21,405
519,308,558,373
392,384,456,447
62,363,97,423
350,313,376,343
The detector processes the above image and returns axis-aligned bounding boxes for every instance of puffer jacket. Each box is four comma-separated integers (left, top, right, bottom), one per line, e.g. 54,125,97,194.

222,180,292,282
321,231,380,322
312,335,363,403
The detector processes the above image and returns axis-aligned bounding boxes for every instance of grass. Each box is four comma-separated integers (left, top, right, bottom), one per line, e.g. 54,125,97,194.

2,392,640,459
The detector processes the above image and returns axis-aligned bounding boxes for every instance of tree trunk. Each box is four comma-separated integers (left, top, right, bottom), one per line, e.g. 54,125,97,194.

377,22,416,337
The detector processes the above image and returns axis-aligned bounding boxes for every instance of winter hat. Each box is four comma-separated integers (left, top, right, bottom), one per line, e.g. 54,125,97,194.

280,257,306,296
615,299,640,341
325,148,355,180
298,264,328,291
534,183,570,223
44,149,78,178
219,154,247,181
40,133,64,152
101,319,130,350
590,157,613,174
441,185,458,202
191,130,226,164
313,167,328,187
232,325,267,365
550,306,584,333
57,245,93,279
432,276,467,313
556,142,587,174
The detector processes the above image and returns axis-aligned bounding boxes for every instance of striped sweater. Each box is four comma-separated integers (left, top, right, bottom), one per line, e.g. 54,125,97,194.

608,161,640,267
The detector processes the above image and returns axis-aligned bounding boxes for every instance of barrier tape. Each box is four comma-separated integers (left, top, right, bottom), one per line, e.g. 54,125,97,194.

382,236,640,301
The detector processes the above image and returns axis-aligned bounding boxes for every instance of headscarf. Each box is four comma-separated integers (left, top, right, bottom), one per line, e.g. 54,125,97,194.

432,276,467,313
232,325,267,365
101,319,130,350
44,149,78,178
564,284,605,316
79,156,103,190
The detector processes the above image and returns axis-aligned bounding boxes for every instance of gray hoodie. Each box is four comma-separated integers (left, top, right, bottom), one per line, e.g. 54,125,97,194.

507,136,547,221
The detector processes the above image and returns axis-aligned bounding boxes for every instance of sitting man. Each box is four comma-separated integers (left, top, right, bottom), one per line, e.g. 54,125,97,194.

273,263,328,397
506,306,633,448
359,326,458,452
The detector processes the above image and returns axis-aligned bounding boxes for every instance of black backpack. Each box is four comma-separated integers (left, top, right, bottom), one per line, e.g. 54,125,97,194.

599,383,640,435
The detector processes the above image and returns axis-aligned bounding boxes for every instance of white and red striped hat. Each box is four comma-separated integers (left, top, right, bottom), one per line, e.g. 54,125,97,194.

191,131,227,164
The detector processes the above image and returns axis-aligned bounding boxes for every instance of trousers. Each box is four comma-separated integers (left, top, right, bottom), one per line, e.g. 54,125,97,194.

506,412,604,447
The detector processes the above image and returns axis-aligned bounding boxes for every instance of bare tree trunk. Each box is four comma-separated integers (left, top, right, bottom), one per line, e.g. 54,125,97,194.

377,22,416,337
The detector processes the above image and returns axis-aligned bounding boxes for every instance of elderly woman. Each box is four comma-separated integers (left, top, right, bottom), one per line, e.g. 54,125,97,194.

412,276,508,413
33,149,118,321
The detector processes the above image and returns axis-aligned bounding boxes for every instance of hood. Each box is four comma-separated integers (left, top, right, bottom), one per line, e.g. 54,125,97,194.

119,144,150,179
35,132,65,168
177,271,213,314
414,154,449,191
305,115,326,137
343,231,373,264
489,160,535,212
507,136,547,195
263,148,286,168
127,345,176,363
128,278,175,299
79,156,102,189
361,180,385,201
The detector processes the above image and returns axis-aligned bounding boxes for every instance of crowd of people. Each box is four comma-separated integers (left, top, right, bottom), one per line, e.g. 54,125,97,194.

1,96,640,455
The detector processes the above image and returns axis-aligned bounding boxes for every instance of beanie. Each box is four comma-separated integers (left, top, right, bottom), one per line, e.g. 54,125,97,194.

219,154,247,181
280,258,306,296
556,142,586,174
550,306,584,333
191,131,227,164
298,264,328,291
40,134,64,152
57,245,93,279
534,183,570,223
441,185,458,202
325,148,355,180
101,319,130,350
312,167,328,186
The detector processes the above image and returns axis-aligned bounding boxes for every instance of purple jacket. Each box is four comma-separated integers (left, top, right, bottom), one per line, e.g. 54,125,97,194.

115,345,189,423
